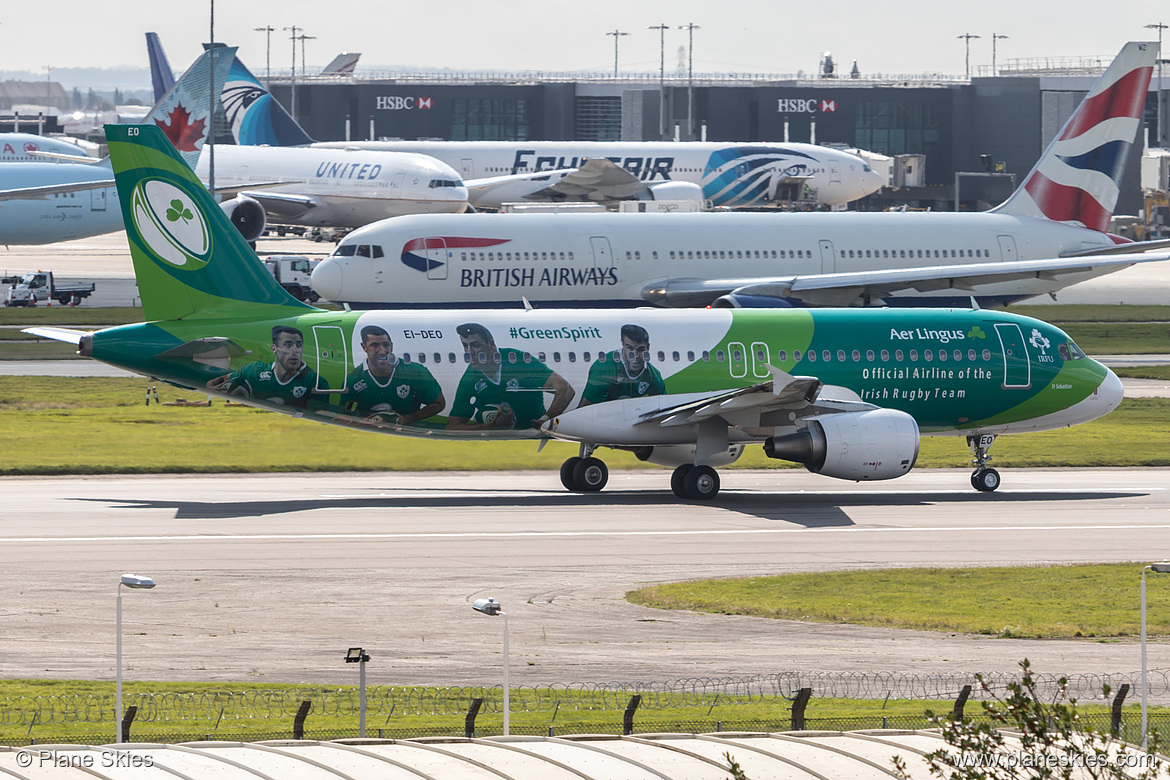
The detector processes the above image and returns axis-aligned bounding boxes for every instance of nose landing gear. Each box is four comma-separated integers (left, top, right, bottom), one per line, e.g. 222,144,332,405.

968,433,1000,492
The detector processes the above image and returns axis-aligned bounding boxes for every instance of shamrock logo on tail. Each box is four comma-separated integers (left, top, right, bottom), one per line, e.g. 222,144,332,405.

166,198,193,225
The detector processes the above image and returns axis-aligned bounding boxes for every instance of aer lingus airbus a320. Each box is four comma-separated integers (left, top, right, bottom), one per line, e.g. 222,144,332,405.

28,124,1124,500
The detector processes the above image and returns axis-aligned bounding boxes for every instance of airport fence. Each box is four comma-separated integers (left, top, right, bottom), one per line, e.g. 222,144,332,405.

3,671,1169,747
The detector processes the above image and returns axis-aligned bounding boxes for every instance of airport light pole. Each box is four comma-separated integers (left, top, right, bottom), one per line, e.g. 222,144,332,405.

958,33,981,79
115,574,156,744
296,34,317,82
606,30,629,78
208,0,215,198
344,647,370,738
1146,24,1167,146
679,23,699,140
254,26,275,81
1141,563,1170,750
992,33,1008,76
472,598,509,736
284,26,302,123
649,24,670,140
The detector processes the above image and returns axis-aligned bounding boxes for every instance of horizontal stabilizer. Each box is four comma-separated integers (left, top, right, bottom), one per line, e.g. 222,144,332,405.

21,327,88,345
154,337,252,370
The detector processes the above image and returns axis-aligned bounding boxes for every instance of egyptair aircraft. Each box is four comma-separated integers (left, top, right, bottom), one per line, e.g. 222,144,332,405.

27,122,1123,500
201,45,882,210
311,41,1168,310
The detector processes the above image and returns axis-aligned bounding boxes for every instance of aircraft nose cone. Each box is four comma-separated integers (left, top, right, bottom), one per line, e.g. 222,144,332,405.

1098,368,1124,413
310,259,343,302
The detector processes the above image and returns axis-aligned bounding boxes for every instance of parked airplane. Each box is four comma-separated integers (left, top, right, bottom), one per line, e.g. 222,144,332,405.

0,133,97,163
0,46,232,245
311,42,1166,310
201,47,882,210
27,122,1124,501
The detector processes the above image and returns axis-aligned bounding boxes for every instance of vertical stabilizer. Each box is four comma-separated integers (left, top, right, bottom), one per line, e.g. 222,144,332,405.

993,41,1156,231
222,56,315,146
146,32,176,104
144,48,235,171
105,123,313,322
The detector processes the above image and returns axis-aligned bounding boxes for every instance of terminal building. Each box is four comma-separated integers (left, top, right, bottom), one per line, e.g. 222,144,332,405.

268,54,1164,216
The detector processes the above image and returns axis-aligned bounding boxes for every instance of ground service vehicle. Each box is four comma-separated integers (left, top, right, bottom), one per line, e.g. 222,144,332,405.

3,271,95,307
264,256,320,303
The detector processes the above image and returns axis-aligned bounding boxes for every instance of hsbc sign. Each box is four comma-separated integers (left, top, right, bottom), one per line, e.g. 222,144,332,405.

776,98,839,113
375,96,434,110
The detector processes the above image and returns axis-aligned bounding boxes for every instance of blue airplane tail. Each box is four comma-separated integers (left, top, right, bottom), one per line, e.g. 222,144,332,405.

146,32,176,104
221,55,315,147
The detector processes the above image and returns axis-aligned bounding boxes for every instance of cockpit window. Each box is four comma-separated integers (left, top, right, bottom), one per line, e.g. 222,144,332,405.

332,245,356,257
1058,344,1070,361
1067,341,1087,360
429,179,462,188
357,245,371,258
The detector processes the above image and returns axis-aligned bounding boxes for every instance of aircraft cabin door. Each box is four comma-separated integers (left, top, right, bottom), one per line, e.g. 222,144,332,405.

423,237,449,280
91,187,107,211
818,239,836,273
589,236,612,269
312,325,349,399
993,322,1031,389
391,172,406,200
996,235,1018,262
829,160,841,183
460,158,475,178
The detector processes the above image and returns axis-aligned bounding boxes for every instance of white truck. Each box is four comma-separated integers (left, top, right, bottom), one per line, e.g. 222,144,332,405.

3,271,96,307
263,256,320,303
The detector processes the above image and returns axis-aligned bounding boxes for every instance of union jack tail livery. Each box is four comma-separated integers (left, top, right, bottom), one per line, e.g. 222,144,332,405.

995,41,1156,232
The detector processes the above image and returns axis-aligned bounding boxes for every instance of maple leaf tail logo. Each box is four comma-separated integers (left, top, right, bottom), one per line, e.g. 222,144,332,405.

154,103,208,153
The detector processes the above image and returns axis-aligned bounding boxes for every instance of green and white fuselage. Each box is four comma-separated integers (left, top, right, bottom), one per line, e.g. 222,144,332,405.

36,124,1123,500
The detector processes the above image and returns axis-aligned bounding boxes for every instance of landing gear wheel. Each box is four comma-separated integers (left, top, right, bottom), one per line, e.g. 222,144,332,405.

971,467,1000,492
671,464,694,498
683,465,720,500
560,457,581,491
572,457,608,492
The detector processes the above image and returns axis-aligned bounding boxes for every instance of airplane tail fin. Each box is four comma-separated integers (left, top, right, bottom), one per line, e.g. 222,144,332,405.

321,52,361,76
992,41,1156,232
143,47,235,171
104,123,314,323
220,55,315,146
145,32,176,104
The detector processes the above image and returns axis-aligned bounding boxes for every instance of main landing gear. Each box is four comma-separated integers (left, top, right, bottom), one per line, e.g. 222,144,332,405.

558,446,722,500
560,445,609,493
670,464,721,500
968,433,1000,492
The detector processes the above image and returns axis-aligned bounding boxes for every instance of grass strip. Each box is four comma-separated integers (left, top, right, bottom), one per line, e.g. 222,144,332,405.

628,563,1170,638
0,378,1167,474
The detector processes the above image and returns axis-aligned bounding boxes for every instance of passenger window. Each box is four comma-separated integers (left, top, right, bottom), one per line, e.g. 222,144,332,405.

839,350,848,362
538,352,547,362
672,351,680,361
822,350,831,361
910,350,919,361
716,350,726,362
433,353,441,364
584,352,591,362
924,350,933,361
954,349,962,361
793,350,802,361
508,352,517,364
808,350,817,362
702,351,710,362
866,349,874,361
982,349,991,361
778,350,788,362
568,352,576,362
851,350,860,361
895,350,904,361
552,352,562,362
449,353,457,363
687,350,695,361
523,352,533,363
657,350,665,362
968,349,976,361
880,349,888,361
403,353,412,363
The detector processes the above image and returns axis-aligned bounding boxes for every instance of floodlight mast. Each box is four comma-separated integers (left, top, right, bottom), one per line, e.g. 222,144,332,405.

344,647,370,737
472,598,509,735
115,574,156,744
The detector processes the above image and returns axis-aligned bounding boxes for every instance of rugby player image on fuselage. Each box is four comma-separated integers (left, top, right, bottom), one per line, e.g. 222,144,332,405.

446,322,574,431
340,325,446,426
206,325,323,408
579,323,666,407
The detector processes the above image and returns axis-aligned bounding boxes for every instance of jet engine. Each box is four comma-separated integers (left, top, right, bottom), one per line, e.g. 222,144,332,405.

219,195,267,243
763,409,919,481
642,180,704,204
712,293,801,309
628,443,745,468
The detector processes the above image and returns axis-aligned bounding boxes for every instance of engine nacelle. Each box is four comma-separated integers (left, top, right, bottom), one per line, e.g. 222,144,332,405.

763,409,919,481
628,443,746,468
644,180,704,203
219,195,267,243
712,293,801,309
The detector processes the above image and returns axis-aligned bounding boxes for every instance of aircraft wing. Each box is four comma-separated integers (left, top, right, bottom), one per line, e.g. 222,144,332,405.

466,158,647,206
641,251,1170,308
0,179,115,201
237,190,319,221
1062,238,1170,256
634,370,827,429
27,150,103,164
